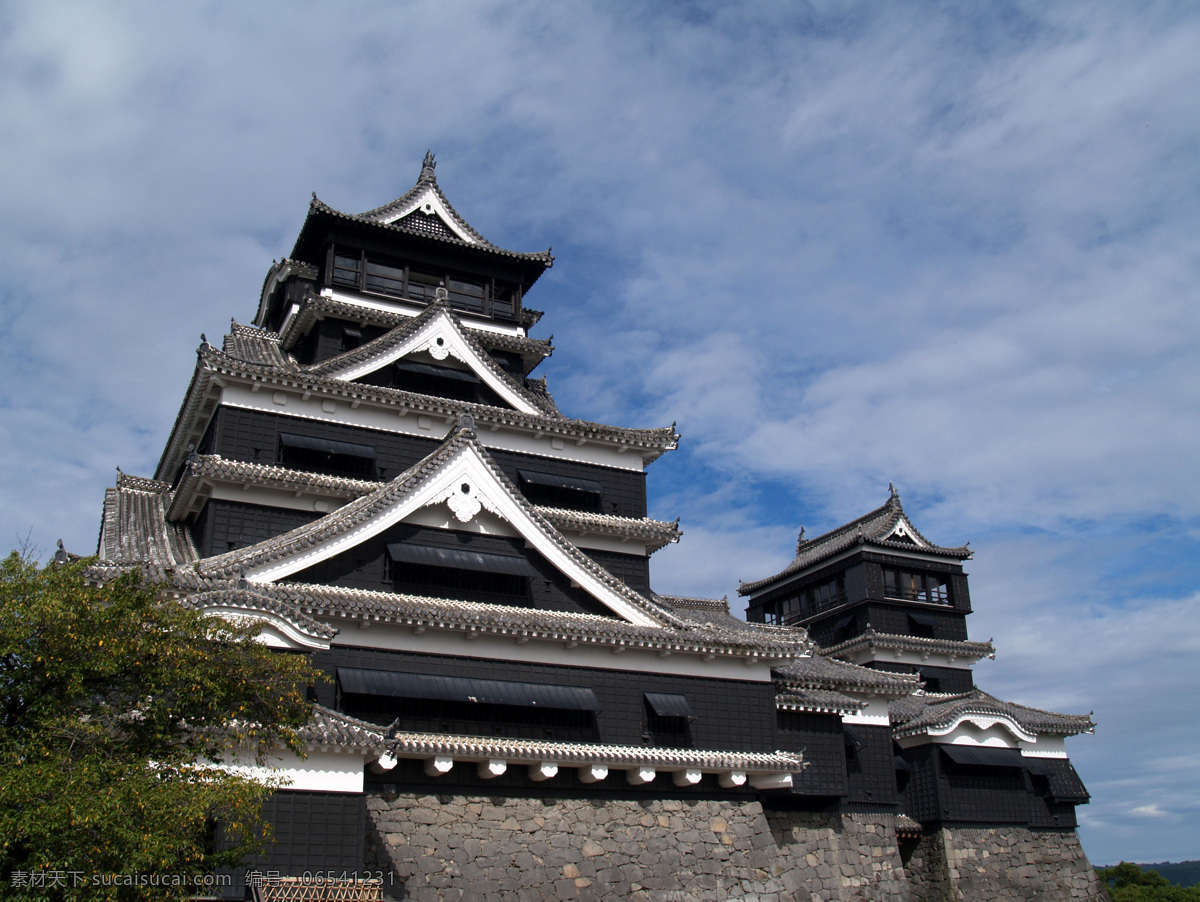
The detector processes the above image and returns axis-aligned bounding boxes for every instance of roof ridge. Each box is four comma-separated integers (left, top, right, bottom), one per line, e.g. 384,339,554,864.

739,490,970,595
302,295,556,415
183,423,687,629
193,342,678,444
304,154,553,263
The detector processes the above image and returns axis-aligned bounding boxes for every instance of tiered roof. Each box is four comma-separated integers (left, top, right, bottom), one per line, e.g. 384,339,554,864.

273,291,553,372
290,152,553,276
167,455,680,551
890,689,1095,740
303,296,557,415
99,420,804,662
775,653,921,697
97,473,196,568
740,487,971,595
773,653,919,716
155,318,677,484
299,707,804,790
822,627,995,664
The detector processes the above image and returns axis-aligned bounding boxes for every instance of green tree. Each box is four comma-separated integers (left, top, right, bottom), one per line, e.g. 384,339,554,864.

0,554,320,900
1098,863,1200,902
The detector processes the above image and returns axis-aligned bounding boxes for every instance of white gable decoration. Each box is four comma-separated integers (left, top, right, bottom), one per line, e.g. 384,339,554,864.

884,517,925,546
377,186,479,245
324,307,541,416
239,438,663,628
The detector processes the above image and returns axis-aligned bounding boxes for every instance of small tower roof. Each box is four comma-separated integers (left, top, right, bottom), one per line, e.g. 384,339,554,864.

291,152,553,270
739,488,971,595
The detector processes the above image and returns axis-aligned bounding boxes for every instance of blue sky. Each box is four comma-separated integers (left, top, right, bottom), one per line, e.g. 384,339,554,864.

1,0,1197,865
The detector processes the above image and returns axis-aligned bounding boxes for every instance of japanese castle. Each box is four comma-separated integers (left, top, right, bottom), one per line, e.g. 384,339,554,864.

94,153,1106,901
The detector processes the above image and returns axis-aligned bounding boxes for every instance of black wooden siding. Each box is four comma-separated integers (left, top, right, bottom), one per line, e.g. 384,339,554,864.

294,318,389,367
197,407,648,518
217,790,365,900
290,523,617,617
870,661,975,694
312,646,778,754
775,711,847,798
864,554,972,613
192,499,319,558
746,551,972,631
844,723,898,806
898,745,1084,828
805,601,969,648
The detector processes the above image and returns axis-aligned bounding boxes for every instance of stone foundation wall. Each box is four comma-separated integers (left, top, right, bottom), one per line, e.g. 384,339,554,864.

365,793,911,901
903,826,1109,902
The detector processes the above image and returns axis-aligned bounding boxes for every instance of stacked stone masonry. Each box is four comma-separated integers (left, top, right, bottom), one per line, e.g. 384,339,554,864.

364,792,1111,901
365,793,911,902
903,826,1109,902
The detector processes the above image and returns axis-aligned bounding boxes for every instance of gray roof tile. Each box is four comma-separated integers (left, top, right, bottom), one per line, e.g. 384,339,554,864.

774,653,920,696
302,158,553,265
167,575,809,660
303,297,558,415
776,687,863,715
183,425,688,630
740,489,971,595
889,688,1095,738
276,292,553,369
822,628,995,663
98,473,197,567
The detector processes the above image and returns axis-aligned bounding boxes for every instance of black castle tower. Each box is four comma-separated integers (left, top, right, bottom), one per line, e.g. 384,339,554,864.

93,156,1105,901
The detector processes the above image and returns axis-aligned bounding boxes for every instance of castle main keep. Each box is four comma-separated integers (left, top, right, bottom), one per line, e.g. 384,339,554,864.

95,154,1106,901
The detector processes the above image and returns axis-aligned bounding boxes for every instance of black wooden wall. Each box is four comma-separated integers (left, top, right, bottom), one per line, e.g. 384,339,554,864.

195,407,648,518
217,791,365,900
313,646,779,754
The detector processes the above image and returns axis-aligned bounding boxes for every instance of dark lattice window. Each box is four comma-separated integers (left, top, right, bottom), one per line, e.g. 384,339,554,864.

364,260,406,296
276,433,375,479
883,568,951,605
518,470,604,513
397,211,457,240
644,693,694,748
406,270,441,303
332,253,363,288
761,574,846,625
447,278,486,314
328,246,518,320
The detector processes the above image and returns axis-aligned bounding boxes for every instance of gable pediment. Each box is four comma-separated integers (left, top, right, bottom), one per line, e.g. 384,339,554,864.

308,302,543,415
190,428,674,629
376,186,480,245
883,516,925,547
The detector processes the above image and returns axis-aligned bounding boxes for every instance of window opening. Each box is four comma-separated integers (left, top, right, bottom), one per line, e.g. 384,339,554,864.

337,669,599,741
643,693,694,748
883,568,951,605
392,360,482,403
276,432,375,479
518,470,605,513
907,611,939,638
386,542,534,604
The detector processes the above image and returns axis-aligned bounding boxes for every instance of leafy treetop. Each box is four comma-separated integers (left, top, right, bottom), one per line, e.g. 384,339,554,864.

0,553,322,901
1098,863,1200,902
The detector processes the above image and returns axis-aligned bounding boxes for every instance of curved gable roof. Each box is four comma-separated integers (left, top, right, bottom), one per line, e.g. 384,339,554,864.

740,488,971,595
304,297,553,415
293,154,553,268
890,688,1095,739
184,423,683,629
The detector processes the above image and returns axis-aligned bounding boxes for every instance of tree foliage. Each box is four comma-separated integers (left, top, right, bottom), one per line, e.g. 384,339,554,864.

0,554,320,900
1098,863,1200,902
